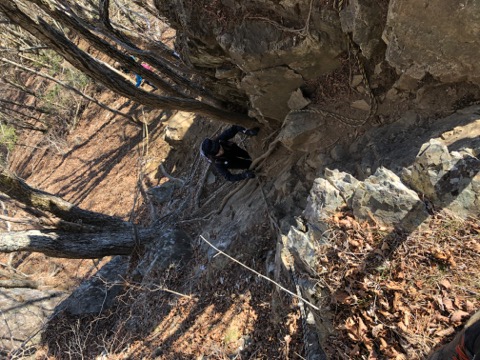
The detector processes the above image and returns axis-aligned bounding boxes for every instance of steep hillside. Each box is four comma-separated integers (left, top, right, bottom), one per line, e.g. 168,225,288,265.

1,0,479,359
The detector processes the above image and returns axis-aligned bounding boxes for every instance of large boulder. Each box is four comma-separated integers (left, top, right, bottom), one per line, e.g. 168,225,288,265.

352,167,429,231
404,138,480,218
339,0,387,59
164,112,195,143
277,110,326,149
0,289,65,352
383,0,480,84
241,67,304,121
130,228,193,283
53,256,129,316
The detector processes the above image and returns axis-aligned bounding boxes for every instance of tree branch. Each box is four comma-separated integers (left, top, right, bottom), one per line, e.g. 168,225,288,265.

2,77,36,96
0,112,47,132
0,103,43,123
0,97,52,115
0,228,151,258
0,279,38,289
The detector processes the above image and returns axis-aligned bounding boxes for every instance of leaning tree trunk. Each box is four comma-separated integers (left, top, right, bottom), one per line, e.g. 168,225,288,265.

0,169,156,258
0,228,152,258
0,168,128,229
0,0,257,127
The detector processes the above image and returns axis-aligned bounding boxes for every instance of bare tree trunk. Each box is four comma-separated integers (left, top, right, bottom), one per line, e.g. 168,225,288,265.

0,104,43,123
0,169,128,229
0,115,47,133
0,109,47,132
0,228,151,258
0,279,38,289
97,0,215,104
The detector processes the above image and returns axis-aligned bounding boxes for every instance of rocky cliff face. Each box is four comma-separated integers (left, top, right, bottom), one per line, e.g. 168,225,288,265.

154,1,480,358
285,106,480,357
384,0,480,85
157,0,480,123
156,0,345,121
6,1,479,358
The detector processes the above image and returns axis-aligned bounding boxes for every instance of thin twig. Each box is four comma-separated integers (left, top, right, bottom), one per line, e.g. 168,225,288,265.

200,235,319,311
1,57,135,122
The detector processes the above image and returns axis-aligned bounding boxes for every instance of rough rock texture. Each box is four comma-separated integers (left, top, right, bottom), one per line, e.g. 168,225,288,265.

294,108,480,259
218,22,341,77
155,0,345,121
404,139,480,218
339,0,387,59
164,112,195,143
352,167,429,231
383,0,480,84
53,256,129,316
241,67,304,121
345,107,480,179
0,289,65,352
285,107,480,352
154,0,480,126
130,228,193,283
278,111,326,150
147,182,177,204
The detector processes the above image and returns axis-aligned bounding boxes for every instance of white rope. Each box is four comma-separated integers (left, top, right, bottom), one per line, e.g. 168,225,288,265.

200,235,319,311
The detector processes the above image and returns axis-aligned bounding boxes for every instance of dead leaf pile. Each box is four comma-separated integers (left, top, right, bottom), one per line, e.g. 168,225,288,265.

316,211,480,359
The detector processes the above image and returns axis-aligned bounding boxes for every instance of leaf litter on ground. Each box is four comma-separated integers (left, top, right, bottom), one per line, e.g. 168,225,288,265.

315,209,479,359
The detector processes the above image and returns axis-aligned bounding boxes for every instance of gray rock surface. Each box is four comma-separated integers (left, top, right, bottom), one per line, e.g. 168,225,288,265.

156,0,345,121
346,107,480,179
164,112,195,143
147,182,177,205
241,67,304,121
352,167,429,231
278,111,326,150
404,139,480,218
340,0,387,59
53,256,129,316
130,228,193,283
304,177,343,223
0,289,65,352
286,107,480,354
324,168,360,207
383,0,480,84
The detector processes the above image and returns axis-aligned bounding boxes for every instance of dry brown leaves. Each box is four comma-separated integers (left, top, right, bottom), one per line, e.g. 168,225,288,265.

316,210,480,359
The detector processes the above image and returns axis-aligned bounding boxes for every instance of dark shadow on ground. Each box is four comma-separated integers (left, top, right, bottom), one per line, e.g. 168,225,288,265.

29,103,480,359
41,114,165,205
35,107,307,358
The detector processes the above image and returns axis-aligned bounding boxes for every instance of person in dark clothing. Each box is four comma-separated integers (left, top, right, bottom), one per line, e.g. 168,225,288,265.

200,125,260,181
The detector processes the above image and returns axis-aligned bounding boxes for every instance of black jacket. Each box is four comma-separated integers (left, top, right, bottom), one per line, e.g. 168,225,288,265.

209,126,252,181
